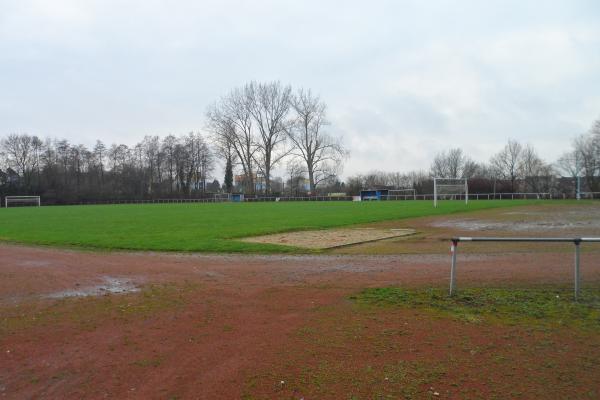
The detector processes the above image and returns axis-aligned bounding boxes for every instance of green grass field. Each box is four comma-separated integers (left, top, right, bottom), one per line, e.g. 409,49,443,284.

0,200,558,253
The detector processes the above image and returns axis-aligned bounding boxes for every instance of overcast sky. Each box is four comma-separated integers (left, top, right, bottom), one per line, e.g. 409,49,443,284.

1,0,599,177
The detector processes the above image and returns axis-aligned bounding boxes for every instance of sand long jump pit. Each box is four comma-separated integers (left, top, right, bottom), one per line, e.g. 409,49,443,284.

240,227,416,249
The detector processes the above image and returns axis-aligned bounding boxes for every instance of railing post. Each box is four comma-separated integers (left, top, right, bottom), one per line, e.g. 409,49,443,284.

450,239,458,296
574,239,581,300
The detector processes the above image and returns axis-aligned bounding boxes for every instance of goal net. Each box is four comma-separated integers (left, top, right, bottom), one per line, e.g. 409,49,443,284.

386,189,416,200
433,178,468,208
4,196,41,207
213,193,231,202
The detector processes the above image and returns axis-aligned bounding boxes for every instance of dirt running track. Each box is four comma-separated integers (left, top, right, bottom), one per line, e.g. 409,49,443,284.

1,244,600,399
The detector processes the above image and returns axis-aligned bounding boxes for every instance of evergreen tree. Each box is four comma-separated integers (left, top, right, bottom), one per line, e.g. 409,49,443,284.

224,156,233,193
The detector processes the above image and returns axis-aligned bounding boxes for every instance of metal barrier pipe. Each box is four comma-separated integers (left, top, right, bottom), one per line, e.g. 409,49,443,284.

575,240,581,299
450,239,458,296
449,237,600,299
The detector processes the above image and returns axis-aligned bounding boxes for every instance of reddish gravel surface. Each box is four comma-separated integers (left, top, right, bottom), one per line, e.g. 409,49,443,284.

1,244,600,399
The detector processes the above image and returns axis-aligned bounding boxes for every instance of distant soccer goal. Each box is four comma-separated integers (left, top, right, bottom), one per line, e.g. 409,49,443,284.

4,196,41,208
386,188,417,200
213,193,231,202
433,178,468,208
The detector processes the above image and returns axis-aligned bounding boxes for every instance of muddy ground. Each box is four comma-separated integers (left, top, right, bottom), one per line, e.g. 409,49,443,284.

1,203,600,399
332,202,600,255
241,228,416,249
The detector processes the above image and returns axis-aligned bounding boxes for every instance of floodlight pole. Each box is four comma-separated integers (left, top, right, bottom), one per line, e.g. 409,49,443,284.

465,179,469,205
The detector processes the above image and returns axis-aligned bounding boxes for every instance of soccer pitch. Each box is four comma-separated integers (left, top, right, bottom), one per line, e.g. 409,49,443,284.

0,200,560,252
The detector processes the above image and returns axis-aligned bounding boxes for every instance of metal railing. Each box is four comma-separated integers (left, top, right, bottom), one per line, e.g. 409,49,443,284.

5,191,597,207
449,237,600,299
245,195,354,202
581,192,600,199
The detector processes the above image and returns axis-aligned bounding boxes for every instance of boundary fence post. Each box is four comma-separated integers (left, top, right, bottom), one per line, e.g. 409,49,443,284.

574,239,581,300
450,239,458,296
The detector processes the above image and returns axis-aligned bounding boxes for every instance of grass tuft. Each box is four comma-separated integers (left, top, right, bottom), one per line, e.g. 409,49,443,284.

352,287,600,330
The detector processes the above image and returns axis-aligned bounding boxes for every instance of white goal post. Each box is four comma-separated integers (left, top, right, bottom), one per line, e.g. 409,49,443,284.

4,196,41,208
213,193,231,202
386,189,417,200
433,178,468,208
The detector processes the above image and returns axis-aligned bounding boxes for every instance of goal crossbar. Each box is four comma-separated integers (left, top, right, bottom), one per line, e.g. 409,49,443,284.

433,178,468,208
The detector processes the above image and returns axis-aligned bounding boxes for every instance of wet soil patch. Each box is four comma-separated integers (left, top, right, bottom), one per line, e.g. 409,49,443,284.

45,276,139,299
240,228,415,249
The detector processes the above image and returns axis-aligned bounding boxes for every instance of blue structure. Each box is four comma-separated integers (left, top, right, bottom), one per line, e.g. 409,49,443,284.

360,189,389,201
230,193,244,202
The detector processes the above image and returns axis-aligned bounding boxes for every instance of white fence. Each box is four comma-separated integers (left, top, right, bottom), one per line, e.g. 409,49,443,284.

3,191,598,207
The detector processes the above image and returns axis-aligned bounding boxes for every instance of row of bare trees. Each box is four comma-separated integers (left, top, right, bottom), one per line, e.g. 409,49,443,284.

345,118,600,196
0,133,215,202
1,89,597,201
427,141,554,193
207,81,347,194
557,119,600,193
0,81,347,202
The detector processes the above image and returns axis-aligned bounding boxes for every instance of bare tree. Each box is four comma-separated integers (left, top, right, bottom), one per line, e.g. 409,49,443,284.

1,133,36,190
173,141,189,193
161,135,178,194
285,159,306,196
70,144,87,193
93,140,106,189
287,88,347,193
206,87,258,194
345,174,364,195
141,136,161,195
387,172,413,189
592,118,600,137
108,144,129,173
193,133,214,193
554,119,600,195
31,136,43,185
519,144,554,192
556,149,580,179
574,133,600,192
490,140,524,192
206,108,239,193
430,148,477,179
246,81,292,194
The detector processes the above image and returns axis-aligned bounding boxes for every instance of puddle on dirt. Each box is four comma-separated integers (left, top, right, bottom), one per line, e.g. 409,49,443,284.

431,219,600,231
18,260,53,267
46,276,140,299
428,204,600,233
432,207,600,232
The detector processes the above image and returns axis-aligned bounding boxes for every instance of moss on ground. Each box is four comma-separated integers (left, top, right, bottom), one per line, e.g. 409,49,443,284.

0,282,200,337
352,287,600,330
